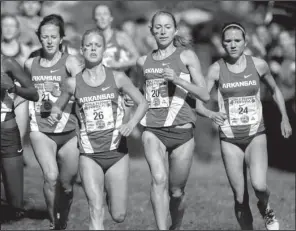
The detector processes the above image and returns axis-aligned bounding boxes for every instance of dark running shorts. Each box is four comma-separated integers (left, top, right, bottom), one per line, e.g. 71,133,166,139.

144,126,194,152
1,125,23,158
44,130,77,150
81,151,127,173
221,131,266,152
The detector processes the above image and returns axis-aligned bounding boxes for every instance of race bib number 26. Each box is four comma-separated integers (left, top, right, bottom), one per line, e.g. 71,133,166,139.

228,96,259,126
146,78,169,108
83,100,114,132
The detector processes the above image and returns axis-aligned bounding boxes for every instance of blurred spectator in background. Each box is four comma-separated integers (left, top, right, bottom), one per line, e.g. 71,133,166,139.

17,1,42,51
1,1,20,15
122,17,157,57
1,14,31,68
40,1,78,23
61,21,81,56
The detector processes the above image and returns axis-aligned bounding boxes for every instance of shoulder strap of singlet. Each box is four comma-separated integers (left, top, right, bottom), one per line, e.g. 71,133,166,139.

217,58,229,82
143,50,155,66
245,55,257,73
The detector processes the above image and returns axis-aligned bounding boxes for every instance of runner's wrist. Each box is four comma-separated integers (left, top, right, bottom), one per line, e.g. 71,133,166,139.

8,84,16,93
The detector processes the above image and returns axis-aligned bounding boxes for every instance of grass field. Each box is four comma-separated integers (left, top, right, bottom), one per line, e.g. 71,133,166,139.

1,155,295,230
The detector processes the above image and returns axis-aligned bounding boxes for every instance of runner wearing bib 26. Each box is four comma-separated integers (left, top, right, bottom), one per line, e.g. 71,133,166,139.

137,11,209,230
195,22,292,230
48,28,148,230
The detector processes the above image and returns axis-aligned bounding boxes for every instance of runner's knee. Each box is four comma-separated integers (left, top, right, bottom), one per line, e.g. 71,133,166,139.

169,188,185,199
152,172,167,187
251,179,267,193
233,189,245,204
44,171,59,186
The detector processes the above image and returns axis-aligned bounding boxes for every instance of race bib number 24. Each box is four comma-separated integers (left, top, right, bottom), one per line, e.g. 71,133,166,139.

228,96,259,126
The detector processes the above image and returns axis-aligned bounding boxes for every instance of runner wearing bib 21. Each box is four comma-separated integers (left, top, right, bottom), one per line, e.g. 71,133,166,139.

48,28,148,230
195,22,292,230
137,11,210,230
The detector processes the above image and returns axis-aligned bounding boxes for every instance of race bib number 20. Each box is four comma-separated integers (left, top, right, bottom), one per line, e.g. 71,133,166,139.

228,96,259,126
146,78,169,108
83,100,114,132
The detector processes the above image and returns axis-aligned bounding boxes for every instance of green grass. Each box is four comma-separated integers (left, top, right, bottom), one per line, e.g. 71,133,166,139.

1,157,295,230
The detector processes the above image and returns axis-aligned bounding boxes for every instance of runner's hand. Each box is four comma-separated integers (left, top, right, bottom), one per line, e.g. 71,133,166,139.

118,122,135,137
281,117,292,138
44,82,55,92
162,67,177,82
209,111,227,126
47,107,61,126
1,72,14,91
106,60,123,70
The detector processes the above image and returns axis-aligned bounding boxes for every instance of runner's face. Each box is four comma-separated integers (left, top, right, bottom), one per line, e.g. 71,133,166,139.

222,29,246,59
94,5,113,30
82,33,105,63
152,14,176,48
40,24,62,55
22,1,41,17
1,17,19,40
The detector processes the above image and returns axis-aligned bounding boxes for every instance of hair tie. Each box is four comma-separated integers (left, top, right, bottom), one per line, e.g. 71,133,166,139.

222,24,245,35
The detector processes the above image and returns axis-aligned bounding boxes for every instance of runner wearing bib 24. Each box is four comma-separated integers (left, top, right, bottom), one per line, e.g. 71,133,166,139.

48,28,148,230
24,14,83,230
195,22,292,230
137,11,209,230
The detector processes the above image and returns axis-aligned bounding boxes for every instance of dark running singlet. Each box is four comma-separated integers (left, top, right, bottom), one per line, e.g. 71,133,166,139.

140,47,196,127
217,55,265,139
102,30,130,68
1,55,16,122
29,53,77,133
74,67,125,153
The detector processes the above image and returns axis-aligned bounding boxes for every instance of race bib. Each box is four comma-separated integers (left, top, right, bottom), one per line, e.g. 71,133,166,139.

228,96,259,126
83,99,114,132
146,78,169,108
33,83,60,112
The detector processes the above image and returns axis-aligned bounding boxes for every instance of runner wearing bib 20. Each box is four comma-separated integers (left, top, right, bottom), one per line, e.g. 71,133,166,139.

24,14,83,230
48,28,148,230
137,11,209,230
1,54,39,220
195,22,292,230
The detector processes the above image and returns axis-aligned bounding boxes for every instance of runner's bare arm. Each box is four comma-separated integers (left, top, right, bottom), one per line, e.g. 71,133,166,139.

114,70,148,129
48,77,76,125
54,76,76,113
163,49,210,102
5,57,39,101
195,62,225,122
65,54,85,77
136,55,147,92
254,57,289,120
116,31,140,69
254,57,292,137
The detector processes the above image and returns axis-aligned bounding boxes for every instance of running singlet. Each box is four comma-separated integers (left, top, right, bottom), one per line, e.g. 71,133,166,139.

1,55,16,122
217,55,265,138
140,47,196,127
102,30,130,67
29,53,77,133
74,67,125,153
